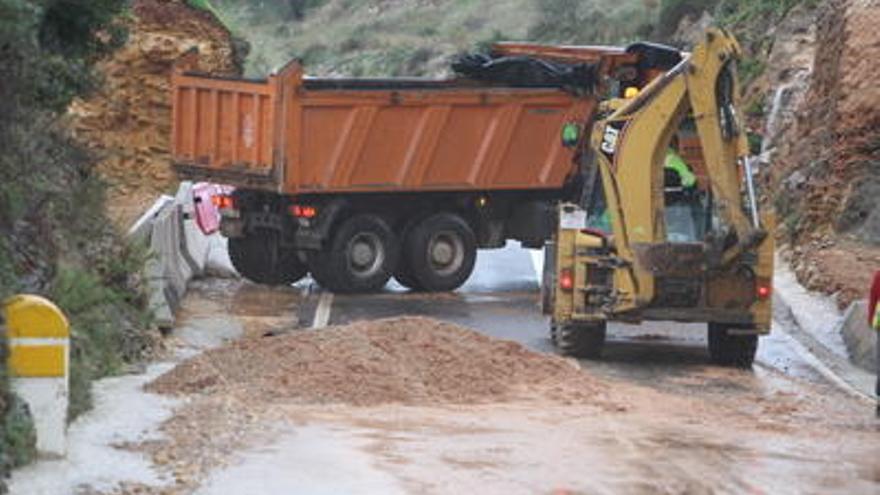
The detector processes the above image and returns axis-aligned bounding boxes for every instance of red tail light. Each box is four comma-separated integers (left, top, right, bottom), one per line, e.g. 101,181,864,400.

560,268,574,292
289,204,317,218
211,194,236,210
757,284,771,299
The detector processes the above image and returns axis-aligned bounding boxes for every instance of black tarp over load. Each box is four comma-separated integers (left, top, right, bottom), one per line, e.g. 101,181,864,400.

451,53,598,93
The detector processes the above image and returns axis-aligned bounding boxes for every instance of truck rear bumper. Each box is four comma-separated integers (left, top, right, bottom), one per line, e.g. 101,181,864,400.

566,307,771,334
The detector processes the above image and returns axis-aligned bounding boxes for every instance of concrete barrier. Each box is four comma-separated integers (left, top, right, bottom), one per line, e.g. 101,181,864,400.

839,299,878,373
176,182,211,277
127,195,175,245
155,204,190,310
132,182,238,328
3,295,70,457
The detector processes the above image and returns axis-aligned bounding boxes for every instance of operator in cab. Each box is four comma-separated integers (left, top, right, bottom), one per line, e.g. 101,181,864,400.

664,136,703,243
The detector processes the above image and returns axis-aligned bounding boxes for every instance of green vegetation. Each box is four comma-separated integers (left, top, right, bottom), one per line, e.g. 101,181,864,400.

212,0,815,79
656,0,719,38
50,260,154,419
0,320,37,492
213,0,542,76
529,0,658,45
0,0,154,483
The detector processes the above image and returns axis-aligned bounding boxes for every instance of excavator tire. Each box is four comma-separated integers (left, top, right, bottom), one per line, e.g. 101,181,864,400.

556,322,607,359
228,230,307,286
707,323,758,368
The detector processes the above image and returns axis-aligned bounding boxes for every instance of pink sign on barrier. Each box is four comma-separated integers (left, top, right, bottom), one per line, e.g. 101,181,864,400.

192,183,234,235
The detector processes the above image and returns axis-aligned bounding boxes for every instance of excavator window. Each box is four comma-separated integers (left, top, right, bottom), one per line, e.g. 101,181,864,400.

664,118,710,243
717,62,740,141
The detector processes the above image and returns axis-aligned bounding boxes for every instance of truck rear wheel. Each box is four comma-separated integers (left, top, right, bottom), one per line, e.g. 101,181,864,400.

393,262,422,291
393,217,425,291
555,322,607,359
404,213,476,292
228,230,307,286
707,323,758,368
309,214,398,293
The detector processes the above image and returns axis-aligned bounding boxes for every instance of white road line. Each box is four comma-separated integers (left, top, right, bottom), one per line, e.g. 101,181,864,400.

311,291,334,329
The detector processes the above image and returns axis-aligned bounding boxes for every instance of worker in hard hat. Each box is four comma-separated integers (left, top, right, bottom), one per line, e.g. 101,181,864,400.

664,136,701,242
869,270,880,417
665,139,697,191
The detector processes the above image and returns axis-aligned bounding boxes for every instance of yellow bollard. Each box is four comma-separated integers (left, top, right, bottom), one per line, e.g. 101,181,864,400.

3,294,70,457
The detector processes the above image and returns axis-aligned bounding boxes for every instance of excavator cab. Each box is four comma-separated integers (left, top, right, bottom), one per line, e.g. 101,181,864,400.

546,29,774,367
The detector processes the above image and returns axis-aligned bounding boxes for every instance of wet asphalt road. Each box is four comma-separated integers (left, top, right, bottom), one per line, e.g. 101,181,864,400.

320,242,832,391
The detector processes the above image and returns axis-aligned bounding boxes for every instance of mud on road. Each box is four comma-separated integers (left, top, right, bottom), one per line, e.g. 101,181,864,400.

96,273,880,495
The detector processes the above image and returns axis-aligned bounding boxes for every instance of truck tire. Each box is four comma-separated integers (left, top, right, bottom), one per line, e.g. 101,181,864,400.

707,323,758,368
556,322,606,359
228,231,307,286
309,214,398,293
393,263,422,291
393,217,425,291
404,213,477,292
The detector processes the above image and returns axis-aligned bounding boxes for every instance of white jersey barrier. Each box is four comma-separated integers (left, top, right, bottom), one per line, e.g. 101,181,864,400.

131,182,238,329
839,299,878,373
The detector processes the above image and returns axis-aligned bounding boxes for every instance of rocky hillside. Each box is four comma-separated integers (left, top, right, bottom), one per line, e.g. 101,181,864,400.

68,0,244,228
758,0,880,305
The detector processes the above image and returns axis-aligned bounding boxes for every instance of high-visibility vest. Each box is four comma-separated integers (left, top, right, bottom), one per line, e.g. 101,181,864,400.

665,149,697,188
874,301,880,330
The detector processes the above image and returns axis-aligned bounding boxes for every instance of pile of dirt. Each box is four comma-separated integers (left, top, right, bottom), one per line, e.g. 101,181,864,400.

67,0,242,228
148,317,609,407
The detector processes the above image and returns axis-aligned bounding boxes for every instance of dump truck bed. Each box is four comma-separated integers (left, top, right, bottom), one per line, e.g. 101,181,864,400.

171,60,596,195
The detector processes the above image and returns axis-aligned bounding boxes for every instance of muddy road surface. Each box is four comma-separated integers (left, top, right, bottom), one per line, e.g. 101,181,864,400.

12,244,880,495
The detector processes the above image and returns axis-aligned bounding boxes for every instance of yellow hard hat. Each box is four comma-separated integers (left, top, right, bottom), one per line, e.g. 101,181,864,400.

624,87,640,99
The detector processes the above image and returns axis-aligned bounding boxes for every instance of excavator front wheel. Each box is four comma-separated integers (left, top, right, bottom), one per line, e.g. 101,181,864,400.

707,323,758,368
555,321,607,359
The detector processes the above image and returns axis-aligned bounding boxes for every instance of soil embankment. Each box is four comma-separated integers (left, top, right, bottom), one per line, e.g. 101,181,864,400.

68,0,242,228
772,0,880,306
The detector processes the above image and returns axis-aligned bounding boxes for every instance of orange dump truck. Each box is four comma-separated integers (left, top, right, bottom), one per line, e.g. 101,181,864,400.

171,42,683,292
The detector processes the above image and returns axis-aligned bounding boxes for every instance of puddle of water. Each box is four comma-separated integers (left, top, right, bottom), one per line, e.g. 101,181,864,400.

8,363,181,495
774,258,847,358
193,425,407,495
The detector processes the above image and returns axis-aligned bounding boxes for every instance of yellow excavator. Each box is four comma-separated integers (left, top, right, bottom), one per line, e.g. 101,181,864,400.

544,29,774,367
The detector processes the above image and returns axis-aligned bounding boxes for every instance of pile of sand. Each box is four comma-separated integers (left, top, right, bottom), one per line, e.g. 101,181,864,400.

148,317,609,407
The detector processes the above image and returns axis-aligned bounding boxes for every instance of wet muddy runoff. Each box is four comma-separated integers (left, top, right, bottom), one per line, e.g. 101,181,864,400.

13,267,880,494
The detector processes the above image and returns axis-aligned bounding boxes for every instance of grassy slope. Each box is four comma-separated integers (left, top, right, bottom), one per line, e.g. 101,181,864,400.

218,0,659,77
